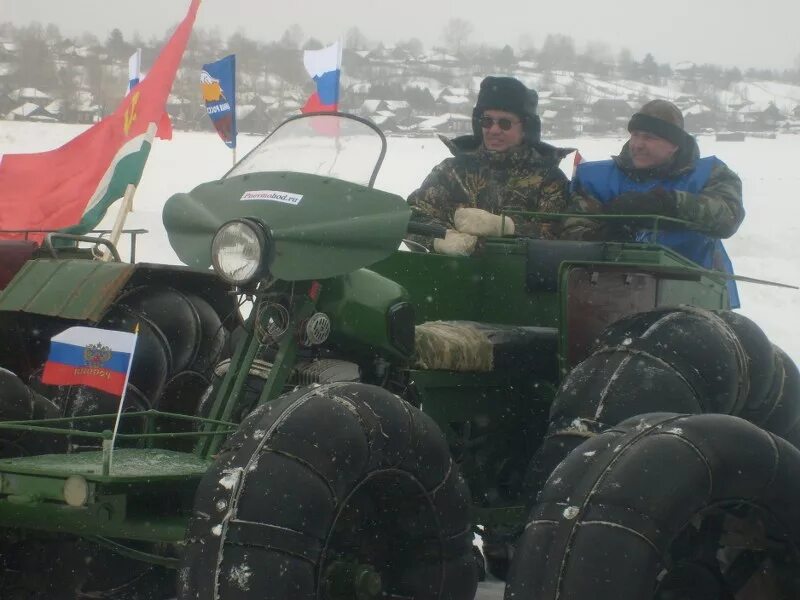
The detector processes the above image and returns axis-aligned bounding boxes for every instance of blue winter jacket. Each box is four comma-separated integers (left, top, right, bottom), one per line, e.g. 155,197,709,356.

574,157,740,308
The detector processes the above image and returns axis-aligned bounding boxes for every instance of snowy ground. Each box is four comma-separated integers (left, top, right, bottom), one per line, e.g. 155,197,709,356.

1,120,798,599
2,121,798,367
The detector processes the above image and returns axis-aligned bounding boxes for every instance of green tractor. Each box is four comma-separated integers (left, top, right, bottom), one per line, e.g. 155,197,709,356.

0,113,797,600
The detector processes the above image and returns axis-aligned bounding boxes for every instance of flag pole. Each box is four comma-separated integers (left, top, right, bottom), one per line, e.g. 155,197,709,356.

101,183,136,262
105,323,140,474
100,122,156,261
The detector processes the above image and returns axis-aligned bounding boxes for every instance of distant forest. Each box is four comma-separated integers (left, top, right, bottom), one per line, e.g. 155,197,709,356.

2,19,800,135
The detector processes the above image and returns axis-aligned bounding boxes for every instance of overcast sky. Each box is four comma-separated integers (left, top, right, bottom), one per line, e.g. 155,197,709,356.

3,0,799,70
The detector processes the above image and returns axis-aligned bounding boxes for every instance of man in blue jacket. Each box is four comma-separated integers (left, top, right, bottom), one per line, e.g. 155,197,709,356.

569,99,744,307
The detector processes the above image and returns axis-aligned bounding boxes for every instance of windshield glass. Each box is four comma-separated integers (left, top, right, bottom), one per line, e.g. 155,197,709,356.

225,114,386,187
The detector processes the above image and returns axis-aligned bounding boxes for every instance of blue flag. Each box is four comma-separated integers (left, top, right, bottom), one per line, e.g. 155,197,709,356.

200,54,237,149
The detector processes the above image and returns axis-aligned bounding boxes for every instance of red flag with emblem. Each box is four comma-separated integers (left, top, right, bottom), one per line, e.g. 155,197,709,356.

0,0,200,241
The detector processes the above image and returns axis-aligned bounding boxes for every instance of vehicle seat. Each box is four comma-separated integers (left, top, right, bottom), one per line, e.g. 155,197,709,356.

415,320,558,381
0,240,39,289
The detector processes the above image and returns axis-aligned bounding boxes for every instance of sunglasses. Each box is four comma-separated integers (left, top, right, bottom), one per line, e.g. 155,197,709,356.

479,115,521,131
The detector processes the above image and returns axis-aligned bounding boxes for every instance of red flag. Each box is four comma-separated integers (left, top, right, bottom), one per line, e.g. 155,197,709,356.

0,0,201,241
572,150,584,178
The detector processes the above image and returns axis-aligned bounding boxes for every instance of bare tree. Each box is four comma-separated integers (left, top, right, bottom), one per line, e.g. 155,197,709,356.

538,34,576,71
397,37,424,57
442,18,473,56
14,23,58,89
344,26,368,50
279,24,304,50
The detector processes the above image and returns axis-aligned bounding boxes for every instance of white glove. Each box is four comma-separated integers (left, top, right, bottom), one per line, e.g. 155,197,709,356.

454,207,515,237
433,229,478,256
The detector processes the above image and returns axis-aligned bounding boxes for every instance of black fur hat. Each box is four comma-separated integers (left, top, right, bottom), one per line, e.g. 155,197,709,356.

472,76,542,143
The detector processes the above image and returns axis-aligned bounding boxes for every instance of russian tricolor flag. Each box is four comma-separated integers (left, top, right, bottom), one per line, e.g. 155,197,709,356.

301,42,342,113
127,48,142,95
42,326,138,396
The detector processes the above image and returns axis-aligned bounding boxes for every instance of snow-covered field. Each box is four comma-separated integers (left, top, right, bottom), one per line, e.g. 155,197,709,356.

1,121,798,365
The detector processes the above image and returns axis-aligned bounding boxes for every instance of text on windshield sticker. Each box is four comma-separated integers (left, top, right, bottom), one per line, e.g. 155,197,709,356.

240,190,304,205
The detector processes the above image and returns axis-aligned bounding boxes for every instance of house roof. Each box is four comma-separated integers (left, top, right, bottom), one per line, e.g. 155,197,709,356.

439,95,470,105
45,99,63,114
7,102,57,121
9,87,51,102
416,112,471,130
349,82,371,94
360,99,382,113
384,100,409,110
236,104,256,120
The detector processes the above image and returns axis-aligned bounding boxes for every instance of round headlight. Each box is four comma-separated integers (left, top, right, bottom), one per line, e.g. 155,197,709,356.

211,219,271,285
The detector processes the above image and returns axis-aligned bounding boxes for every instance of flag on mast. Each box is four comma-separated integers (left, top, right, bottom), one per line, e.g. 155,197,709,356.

42,326,138,396
201,54,237,148
127,48,142,94
0,0,201,241
301,42,342,113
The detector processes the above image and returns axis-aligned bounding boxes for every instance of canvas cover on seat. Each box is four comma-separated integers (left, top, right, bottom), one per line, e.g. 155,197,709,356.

415,320,558,379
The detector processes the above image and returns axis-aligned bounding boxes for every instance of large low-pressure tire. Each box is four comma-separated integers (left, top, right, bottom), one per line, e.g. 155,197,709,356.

179,382,477,600
523,307,800,503
506,413,800,600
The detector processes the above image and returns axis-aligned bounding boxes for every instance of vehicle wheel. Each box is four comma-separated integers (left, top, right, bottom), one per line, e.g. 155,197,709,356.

179,382,477,600
506,413,800,600
524,307,756,500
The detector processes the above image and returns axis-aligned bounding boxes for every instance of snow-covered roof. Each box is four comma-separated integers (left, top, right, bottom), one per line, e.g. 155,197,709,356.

7,102,57,120
376,110,396,118
439,95,470,105
0,63,16,77
64,45,91,58
416,112,471,130
9,88,51,102
349,82,371,94
360,99,381,113
673,61,696,72
423,52,459,63
541,109,558,119
684,103,713,116
384,100,409,110
0,41,18,53
167,94,192,106
236,104,256,120
45,100,63,115
441,87,469,97
355,50,370,59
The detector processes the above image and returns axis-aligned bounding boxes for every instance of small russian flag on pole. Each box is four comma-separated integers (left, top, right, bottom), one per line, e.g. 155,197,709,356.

41,326,138,396
127,48,142,95
301,41,342,113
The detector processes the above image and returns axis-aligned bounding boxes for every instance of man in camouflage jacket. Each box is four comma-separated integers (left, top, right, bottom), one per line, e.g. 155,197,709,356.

408,76,571,251
567,99,744,306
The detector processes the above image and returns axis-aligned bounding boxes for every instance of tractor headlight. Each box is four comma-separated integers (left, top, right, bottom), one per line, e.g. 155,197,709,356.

211,218,272,286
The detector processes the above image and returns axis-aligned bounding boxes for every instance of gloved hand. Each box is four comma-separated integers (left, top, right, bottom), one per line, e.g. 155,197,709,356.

603,188,678,217
433,229,478,256
453,207,515,237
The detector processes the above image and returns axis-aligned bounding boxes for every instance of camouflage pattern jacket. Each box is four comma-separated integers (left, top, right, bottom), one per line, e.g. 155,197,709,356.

566,138,744,240
408,135,571,243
